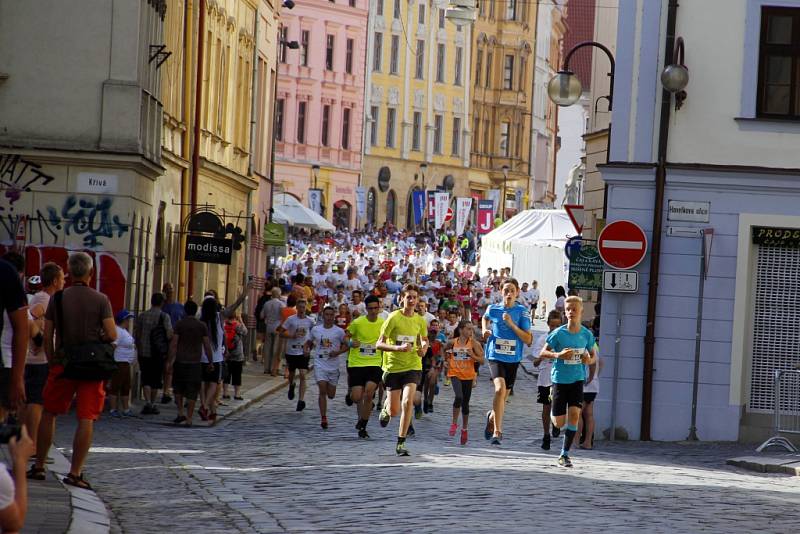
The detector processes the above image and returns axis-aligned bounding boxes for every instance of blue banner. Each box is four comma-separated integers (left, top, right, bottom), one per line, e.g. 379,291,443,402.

412,190,426,225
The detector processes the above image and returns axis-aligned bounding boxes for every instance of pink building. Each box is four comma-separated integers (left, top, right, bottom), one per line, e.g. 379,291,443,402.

274,0,368,229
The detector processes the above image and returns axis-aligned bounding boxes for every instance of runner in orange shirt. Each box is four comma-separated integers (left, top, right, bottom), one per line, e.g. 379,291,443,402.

444,320,484,445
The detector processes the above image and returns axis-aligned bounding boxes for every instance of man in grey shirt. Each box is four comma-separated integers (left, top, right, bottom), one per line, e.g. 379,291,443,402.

260,288,285,375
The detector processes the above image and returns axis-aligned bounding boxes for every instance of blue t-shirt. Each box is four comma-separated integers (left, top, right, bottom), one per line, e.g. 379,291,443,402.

483,303,531,363
546,325,596,384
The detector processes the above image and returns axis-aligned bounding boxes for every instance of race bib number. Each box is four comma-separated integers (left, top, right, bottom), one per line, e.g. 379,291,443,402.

453,348,470,361
359,344,378,357
565,348,585,365
495,338,517,356
396,335,416,345
289,341,304,352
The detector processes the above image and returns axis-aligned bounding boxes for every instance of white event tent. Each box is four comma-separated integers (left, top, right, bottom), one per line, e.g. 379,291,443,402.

272,193,336,232
479,209,574,303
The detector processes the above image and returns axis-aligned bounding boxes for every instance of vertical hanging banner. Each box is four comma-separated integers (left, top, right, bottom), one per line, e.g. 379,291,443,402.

434,191,450,229
477,200,494,235
412,190,426,226
455,197,472,235
515,188,523,212
487,189,501,217
427,190,436,221
308,189,323,215
355,187,366,220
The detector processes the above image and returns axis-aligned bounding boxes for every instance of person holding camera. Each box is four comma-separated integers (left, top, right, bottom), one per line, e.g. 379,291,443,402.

28,252,116,490
0,425,36,533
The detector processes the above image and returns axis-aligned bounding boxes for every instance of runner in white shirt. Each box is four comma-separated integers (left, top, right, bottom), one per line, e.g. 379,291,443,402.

578,349,602,449
281,300,315,412
305,306,348,429
529,281,541,318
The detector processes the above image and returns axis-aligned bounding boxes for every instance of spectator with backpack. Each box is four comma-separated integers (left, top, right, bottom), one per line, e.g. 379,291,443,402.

222,311,247,400
134,293,173,415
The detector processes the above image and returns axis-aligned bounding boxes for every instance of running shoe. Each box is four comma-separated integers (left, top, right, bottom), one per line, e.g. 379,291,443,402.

552,426,561,438
161,395,173,404
490,435,502,446
345,393,353,406
407,425,416,437
423,404,429,414
460,429,468,446
121,410,135,417
199,407,209,421
150,406,160,415
321,417,328,429
541,435,551,451
288,382,296,400
109,409,120,418
395,442,410,456
358,428,370,439
379,406,391,427
449,423,458,437
414,405,423,420
173,415,187,425
428,403,434,413
444,377,451,386
141,404,153,415
558,455,573,468
296,400,306,412
484,411,494,440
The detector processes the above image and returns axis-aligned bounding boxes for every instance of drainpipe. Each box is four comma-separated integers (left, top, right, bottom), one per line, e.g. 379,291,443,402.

188,0,207,298
248,17,259,177
178,0,194,302
527,0,541,207
641,0,679,441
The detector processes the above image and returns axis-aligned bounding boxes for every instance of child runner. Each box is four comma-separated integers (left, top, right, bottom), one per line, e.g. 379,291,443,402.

281,299,315,412
481,278,532,446
538,295,597,467
444,320,484,445
377,284,428,456
345,295,385,439
306,306,348,429
578,345,602,449
532,310,563,450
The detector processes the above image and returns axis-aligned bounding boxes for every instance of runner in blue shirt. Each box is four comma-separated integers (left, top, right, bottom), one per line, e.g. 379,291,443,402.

539,295,597,467
481,278,532,446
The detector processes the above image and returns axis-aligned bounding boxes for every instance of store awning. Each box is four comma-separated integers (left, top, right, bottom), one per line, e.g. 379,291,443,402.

274,193,335,232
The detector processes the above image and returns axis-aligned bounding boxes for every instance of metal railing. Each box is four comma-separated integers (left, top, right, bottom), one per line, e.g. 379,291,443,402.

756,369,800,453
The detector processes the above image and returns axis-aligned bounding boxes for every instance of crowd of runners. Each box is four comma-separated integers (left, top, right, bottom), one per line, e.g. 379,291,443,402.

256,228,601,467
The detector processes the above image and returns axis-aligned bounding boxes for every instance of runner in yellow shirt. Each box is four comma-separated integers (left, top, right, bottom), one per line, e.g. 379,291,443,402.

346,295,385,439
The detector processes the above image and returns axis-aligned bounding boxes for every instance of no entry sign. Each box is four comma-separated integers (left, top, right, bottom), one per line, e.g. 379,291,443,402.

598,220,647,269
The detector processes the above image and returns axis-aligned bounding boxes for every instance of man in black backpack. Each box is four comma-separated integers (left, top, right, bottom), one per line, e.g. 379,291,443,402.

134,293,173,415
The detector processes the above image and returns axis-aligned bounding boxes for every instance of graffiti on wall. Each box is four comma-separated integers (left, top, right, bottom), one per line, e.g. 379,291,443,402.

1,195,129,247
0,154,56,210
0,244,126,312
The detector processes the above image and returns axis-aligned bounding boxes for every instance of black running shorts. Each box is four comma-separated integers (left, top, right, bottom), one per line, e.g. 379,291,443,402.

551,381,584,416
488,360,520,389
537,385,552,405
347,366,383,388
382,370,422,391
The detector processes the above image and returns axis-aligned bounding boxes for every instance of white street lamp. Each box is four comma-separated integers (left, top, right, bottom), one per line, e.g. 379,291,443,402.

547,70,583,107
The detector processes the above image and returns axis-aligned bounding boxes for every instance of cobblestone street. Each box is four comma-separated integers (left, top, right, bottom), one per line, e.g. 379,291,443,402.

55,366,800,533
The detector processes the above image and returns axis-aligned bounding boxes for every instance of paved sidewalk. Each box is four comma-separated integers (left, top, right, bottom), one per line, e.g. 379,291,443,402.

728,453,800,475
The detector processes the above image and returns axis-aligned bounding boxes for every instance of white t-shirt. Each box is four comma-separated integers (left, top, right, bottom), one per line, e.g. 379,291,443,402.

531,332,552,387
529,288,541,305
113,326,137,363
282,315,315,356
0,463,14,510
309,324,346,370
349,301,367,317
584,355,601,394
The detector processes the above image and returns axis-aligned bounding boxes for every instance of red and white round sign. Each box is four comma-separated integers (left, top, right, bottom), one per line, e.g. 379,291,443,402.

444,207,454,222
598,220,648,269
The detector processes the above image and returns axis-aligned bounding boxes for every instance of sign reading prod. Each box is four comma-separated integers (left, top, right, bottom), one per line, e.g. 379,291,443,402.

185,235,233,265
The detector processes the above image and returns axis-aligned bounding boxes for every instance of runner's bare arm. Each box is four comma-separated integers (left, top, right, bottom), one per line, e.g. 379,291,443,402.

539,344,573,360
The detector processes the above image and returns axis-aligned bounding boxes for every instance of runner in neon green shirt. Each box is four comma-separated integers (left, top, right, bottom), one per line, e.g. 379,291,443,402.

345,295,385,439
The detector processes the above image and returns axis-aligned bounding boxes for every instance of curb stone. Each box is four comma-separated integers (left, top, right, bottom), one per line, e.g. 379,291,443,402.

727,455,800,476
48,445,111,533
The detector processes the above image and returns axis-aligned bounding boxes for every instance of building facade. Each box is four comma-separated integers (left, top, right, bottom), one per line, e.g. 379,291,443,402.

362,0,473,229
0,0,167,313
598,0,800,444
274,0,368,230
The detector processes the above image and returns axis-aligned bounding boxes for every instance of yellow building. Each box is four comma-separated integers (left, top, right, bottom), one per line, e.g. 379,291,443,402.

470,0,538,218
362,0,474,229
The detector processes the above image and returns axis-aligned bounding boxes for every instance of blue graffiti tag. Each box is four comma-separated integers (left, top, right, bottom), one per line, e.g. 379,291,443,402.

57,196,129,247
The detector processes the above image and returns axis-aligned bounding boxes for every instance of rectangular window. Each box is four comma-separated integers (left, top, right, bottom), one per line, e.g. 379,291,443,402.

485,52,493,88
489,0,495,19
433,114,443,154
342,108,351,150
415,40,425,79
275,98,285,141
346,38,354,74
386,107,396,147
279,27,288,63
504,55,515,90
454,47,463,85
519,56,527,90
370,105,379,147
499,122,510,156
473,117,480,152
300,30,310,66
390,35,400,74
412,111,422,150
373,32,383,71
377,0,384,16
297,101,307,144
506,0,517,21
452,117,461,156
321,104,330,146
326,34,335,70
349,0,356,6
758,7,800,118
483,119,490,152
436,44,446,83
393,0,400,19
418,3,425,25
475,49,483,87
439,9,445,29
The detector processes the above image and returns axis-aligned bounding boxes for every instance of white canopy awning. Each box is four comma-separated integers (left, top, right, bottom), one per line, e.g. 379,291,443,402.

274,193,336,232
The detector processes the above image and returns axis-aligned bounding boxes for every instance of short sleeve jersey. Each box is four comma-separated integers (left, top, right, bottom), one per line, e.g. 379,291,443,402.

309,324,346,370
483,302,531,363
546,325,596,384
379,310,428,373
347,315,385,368
0,260,26,368
282,314,315,356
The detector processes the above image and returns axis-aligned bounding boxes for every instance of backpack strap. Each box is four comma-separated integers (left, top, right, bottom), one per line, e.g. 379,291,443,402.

54,290,65,350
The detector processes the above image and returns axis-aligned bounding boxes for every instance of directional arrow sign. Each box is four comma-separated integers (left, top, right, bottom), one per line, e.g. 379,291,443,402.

603,270,639,293
598,220,648,269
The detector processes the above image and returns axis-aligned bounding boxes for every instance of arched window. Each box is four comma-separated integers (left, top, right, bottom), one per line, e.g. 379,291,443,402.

367,187,377,228
386,189,396,226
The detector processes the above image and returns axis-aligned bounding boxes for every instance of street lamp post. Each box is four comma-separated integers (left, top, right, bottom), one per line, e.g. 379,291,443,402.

501,164,510,222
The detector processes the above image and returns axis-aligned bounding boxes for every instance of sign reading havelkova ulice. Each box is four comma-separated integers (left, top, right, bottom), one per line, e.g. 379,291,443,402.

752,226,800,248
667,200,710,223
185,235,233,265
